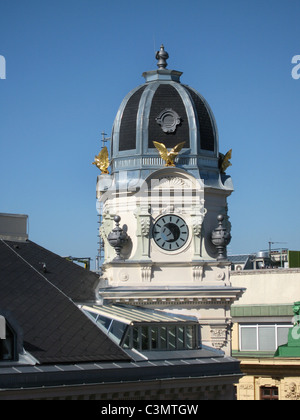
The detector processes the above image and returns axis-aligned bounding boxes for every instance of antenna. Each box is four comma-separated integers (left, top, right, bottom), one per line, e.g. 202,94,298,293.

100,131,111,159
101,131,108,145
153,34,156,56
268,241,288,268
268,241,288,255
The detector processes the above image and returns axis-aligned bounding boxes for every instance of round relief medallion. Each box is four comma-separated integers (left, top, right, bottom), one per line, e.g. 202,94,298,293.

156,108,181,133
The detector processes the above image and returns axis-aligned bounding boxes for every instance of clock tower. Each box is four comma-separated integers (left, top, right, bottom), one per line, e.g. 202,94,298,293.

95,45,244,354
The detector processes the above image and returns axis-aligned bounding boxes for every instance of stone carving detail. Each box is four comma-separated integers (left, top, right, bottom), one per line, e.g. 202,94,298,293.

99,210,112,240
284,382,300,400
192,218,202,237
134,205,151,260
160,204,175,215
99,210,115,261
140,214,151,237
119,270,129,282
156,108,181,133
210,322,232,349
156,176,190,189
240,384,254,390
191,205,206,259
210,327,227,349
192,266,204,282
216,270,225,281
135,206,151,236
192,211,205,237
141,266,152,283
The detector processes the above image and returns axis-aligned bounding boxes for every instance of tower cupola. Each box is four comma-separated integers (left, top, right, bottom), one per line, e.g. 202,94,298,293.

111,45,220,182
94,46,243,356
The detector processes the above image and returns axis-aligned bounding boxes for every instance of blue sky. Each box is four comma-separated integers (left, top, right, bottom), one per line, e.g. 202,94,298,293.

0,0,300,266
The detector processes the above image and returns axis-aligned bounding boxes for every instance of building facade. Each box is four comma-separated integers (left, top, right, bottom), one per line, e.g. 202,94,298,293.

231,268,300,400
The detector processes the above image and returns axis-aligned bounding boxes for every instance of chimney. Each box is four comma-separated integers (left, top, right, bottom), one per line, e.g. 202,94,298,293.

0,213,28,242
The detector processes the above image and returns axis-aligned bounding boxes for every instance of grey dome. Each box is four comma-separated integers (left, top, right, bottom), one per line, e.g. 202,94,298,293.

111,46,219,177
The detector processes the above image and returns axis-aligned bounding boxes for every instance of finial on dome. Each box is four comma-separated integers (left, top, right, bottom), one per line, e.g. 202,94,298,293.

143,45,182,82
155,44,169,69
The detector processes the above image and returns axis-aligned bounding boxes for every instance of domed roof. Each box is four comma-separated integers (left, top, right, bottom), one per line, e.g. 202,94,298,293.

111,45,219,177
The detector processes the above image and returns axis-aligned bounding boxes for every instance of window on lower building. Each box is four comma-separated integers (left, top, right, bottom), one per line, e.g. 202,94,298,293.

260,386,278,400
239,324,292,351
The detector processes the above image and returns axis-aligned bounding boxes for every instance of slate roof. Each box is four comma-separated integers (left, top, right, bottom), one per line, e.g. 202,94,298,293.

115,82,215,153
0,239,130,364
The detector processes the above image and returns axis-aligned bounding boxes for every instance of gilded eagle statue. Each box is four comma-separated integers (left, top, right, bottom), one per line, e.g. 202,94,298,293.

92,146,110,174
153,141,186,167
219,149,232,174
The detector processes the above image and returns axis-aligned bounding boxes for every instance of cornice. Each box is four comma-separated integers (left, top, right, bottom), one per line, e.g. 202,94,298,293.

99,286,245,306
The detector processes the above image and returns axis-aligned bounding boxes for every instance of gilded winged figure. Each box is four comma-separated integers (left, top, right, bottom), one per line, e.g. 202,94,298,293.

92,146,110,174
219,149,232,174
153,141,186,167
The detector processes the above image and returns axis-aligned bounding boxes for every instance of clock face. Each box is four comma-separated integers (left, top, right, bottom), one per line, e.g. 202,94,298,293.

152,214,189,251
